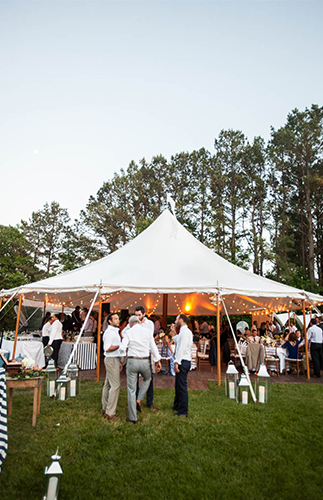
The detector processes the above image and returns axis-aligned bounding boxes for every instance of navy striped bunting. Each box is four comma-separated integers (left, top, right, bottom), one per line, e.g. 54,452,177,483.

0,368,7,471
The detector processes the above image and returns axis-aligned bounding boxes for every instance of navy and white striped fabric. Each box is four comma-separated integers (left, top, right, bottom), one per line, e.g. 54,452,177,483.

0,367,7,471
58,342,97,370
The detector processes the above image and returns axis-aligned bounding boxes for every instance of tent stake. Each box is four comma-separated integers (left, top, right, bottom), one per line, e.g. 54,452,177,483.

96,295,102,382
12,295,22,359
302,300,310,380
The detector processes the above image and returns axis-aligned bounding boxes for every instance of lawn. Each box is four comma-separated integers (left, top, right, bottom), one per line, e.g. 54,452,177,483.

2,380,323,500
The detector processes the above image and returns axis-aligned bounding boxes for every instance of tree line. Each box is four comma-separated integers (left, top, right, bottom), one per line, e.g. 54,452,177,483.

1,104,322,294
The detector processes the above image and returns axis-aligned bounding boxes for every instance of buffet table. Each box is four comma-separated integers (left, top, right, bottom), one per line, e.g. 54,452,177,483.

58,341,97,370
1,339,45,369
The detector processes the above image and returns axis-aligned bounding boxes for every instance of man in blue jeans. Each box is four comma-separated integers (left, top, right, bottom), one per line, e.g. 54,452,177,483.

135,306,159,411
172,314,193,417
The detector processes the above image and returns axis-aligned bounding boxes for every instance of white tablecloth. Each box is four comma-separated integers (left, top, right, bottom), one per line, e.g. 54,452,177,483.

276,347,288,373
58,342,97,370
1,339,45,369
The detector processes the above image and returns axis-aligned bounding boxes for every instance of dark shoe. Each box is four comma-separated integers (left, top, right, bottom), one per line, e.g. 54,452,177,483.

104,414,118,420
147,405,159,411
101,409,106,415
136,402,142,413
172,406,178,411
126,417,137,424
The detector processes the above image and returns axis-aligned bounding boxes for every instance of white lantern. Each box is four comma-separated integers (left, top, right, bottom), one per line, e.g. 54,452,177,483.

225,362,239,399
67,362,80,397
46,360,58,397
55,374,71,401
237,374,252,404
44,449,63,500
255,363,270,403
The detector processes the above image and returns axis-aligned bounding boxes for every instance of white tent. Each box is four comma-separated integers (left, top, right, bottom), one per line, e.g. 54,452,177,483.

1,209,322,383
1,209,322,316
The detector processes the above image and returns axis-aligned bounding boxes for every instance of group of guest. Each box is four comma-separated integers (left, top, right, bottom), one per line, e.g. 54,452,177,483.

101,307,193,423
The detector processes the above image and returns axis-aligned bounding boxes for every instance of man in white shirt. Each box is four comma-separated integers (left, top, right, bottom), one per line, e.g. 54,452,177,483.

119,315,161,424
307,318,323,378
135,306,158,411
101,312,123,420
173,314,193,418
46,314,63,368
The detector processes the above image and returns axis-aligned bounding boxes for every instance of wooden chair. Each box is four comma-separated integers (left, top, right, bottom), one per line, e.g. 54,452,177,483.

285,346,303,376
264,346,280,377
197,340,212,371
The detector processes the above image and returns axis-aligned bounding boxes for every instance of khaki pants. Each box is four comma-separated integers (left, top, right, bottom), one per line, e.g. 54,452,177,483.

101,357,121,416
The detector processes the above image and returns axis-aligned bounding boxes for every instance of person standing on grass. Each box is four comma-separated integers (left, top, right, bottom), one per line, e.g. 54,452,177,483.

119,315,161,424
46,314,63,368
172,314,193,418
101,313,123,420
135,305,159,411
306,318,323,378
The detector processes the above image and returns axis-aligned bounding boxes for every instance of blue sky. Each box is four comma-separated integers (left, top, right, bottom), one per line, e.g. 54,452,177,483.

1,0,322,226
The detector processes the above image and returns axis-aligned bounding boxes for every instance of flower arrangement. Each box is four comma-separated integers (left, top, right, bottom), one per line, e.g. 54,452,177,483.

260,336,273,345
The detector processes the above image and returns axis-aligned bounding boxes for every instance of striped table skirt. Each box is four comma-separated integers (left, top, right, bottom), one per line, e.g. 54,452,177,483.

58,342,97,370
0,368,7,471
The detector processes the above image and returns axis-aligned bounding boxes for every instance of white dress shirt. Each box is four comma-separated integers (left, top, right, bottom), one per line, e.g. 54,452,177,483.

42,321,51,338
307,325,323,344
141,317,154,335
48,319,63,345
174,325,193,365
103,325,121,357
119,323,161,361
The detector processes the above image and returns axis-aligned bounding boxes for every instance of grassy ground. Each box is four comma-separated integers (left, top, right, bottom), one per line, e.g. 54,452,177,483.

2,380,323,500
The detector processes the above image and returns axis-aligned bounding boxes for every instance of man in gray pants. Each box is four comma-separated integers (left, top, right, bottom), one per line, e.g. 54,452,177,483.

101,312,123,420
119,315,161,424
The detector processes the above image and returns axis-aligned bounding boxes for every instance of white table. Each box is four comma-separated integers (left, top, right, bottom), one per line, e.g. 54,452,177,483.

58,341,97,370
1,339,45,369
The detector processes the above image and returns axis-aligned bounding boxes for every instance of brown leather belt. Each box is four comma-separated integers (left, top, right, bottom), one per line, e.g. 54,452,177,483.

128,356,149,360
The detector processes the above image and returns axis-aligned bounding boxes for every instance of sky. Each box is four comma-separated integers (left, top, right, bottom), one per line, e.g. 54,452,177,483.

0,0,322,227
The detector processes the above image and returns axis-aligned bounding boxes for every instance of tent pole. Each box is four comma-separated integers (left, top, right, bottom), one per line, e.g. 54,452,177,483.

12,295,23,359
162,294,168,331
303,300,310,380
216,294,221,386
96,295,103,382
0,298,2,311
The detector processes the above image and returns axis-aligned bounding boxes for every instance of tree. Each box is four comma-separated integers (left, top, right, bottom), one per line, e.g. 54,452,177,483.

241,136,269,275
214,130,247,264
21,201,70,275
0,225,42,289
268,105,323,287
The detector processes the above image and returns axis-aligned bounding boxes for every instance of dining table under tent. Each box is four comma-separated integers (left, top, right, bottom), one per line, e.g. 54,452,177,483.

1,208,323,387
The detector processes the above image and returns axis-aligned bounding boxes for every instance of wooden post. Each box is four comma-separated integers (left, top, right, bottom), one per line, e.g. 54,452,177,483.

162,294,168,331
0,298,2,311
96,295,103,382
12,295,23,359
288,311,290,327
303,301,310,380
217,294,221,386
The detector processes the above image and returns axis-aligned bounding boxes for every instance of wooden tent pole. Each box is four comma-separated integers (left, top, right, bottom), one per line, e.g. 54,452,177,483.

162,294,168,331
217,294,221,386
96,295,103,382
303,301,310,380
0,298,2,311
13,295,23,359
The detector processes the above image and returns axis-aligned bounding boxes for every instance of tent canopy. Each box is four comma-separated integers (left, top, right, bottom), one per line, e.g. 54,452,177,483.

1,210,323,316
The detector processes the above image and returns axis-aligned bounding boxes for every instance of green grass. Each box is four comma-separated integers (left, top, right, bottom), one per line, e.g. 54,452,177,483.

2,380,323,500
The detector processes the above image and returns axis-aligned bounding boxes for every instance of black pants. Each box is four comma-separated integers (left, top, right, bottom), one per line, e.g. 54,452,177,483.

173,359,191,416
51,339,63,366
311,343,323,377
42,336,49,348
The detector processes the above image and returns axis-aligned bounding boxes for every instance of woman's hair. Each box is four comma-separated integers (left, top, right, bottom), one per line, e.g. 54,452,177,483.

289,332,297,342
